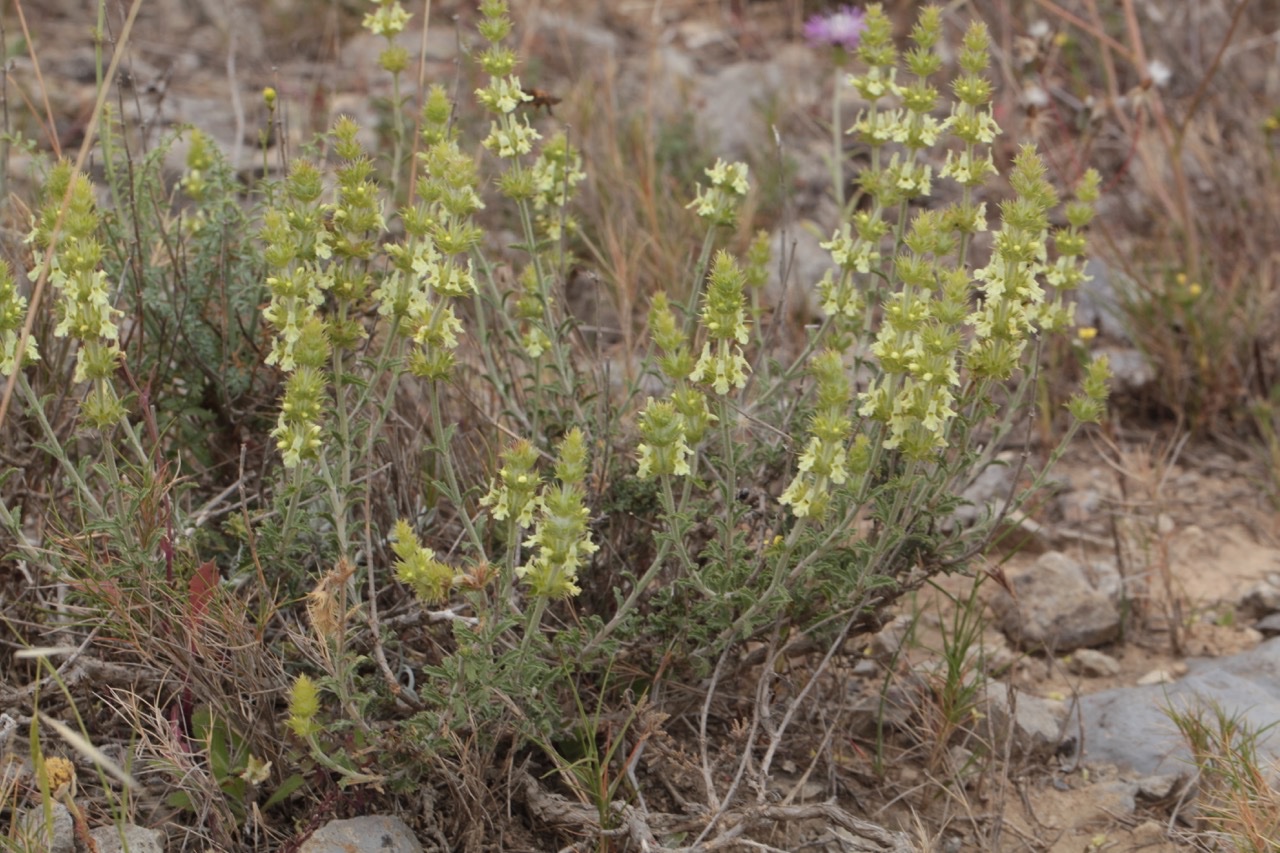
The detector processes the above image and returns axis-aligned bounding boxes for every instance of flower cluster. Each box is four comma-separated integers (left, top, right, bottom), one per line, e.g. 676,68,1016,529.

363,0,410,39
780,350,855,519
815,211,883,323
479,439,542,529
635,293,716,480
286,674,321,738
378,85,484,379
475,1,540,162
0,261,34,377
391,519,455,605
513,265,552,358
690,251,751,395
938,21,999,238
530,131,586,240
637,399,692,479
687,159,750,226
515,429,596,599
28,163,124,426
261,157,333,466
261,159,332,373
964,146,1057,381
179,128,216,203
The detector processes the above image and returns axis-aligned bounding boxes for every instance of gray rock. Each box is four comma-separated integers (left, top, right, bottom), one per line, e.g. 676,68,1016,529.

691,46,820,160
1098,346,1156,395
1067,648,1121,677
1239,579,1280,619
952,456,1018,528
1255,612,1280,636
1074,258,1130,343
90,824,165,853
1135,773,1187,802
301,815,423,853
869,614,912,662
1079,637,1280,775
1081,558,1123,605
1091,779,1140,815
763,225,830,321
990,551,1121,652
14,803,74,853
979,682,1069,758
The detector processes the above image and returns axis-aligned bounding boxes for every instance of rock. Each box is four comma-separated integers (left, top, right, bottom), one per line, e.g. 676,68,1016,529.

1092,779,1139,815
1057,482,1103,526
763,225,829,321
1079,637,1280,775
979,631,1019,677
1136,664,1185,685
301,815,423,853
1081,559,1123,604
869,614,912,661
989,552,1122,652
1255,612,1280,637
1135,773,1186,802
1239,579,1280,619
15,803,74,853
1067,648,1121,677
979,682,1068,758
1074,258,1129,343
1098,346,1156,395
951,455,1018,528
691,46,820,160
90,824,165,853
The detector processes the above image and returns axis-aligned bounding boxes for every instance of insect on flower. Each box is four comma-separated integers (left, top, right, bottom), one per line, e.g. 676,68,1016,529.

522,87,562,116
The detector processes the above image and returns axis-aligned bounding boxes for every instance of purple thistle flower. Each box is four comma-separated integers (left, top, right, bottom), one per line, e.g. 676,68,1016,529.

804,5,867,51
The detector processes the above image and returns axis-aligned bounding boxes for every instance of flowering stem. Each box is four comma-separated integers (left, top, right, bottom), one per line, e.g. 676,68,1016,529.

429,379,484,555
16,375,102,517
683,227,719,338
830,66,845,213
278,464,305,555
471,253,531,431
390,70,405,205
720,517,808,646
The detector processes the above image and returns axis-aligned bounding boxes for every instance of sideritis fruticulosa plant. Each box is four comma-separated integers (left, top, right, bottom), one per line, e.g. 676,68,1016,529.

604,3,1110,656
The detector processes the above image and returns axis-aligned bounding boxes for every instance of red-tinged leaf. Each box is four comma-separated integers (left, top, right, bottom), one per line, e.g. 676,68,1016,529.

188,559,219,630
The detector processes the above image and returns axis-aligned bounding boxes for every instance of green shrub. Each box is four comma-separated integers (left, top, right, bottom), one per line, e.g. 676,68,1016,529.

0,1,1110,846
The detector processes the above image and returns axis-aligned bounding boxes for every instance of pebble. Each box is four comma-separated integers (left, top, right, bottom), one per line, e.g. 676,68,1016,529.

1067,648,1121,677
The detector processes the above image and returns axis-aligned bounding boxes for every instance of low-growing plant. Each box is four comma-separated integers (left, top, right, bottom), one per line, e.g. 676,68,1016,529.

0,0,1113,847
1167,699,1280,852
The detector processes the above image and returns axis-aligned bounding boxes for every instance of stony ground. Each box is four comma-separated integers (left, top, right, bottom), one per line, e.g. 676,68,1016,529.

6,1,1280,851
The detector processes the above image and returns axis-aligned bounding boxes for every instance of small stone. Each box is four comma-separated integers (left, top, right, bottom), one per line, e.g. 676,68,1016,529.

1255,612,1280,637
300,816,423,853
869,614,912,661
1067,648,1121,677
1135,773,1186,801
978,683,1068,758
989,551,1121,652
1239,580,1280,619
1093,779,1139,815
1136,667,1180,685
15,803,74,853
90,824,165,853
